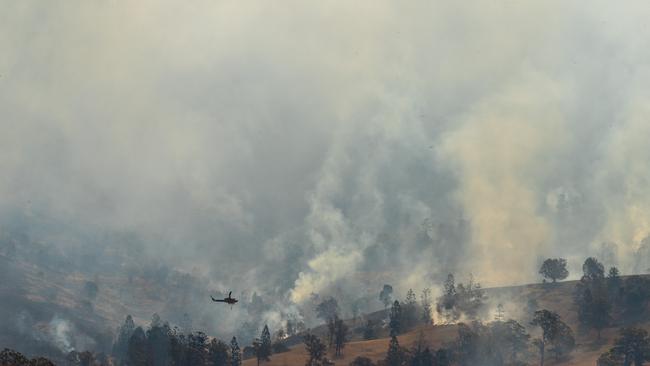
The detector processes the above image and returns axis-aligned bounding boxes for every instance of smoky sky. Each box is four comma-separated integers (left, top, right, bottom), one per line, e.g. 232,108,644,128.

3,0,650,309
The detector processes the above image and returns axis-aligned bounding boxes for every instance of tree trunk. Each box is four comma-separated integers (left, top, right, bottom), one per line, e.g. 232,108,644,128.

539,342,545,366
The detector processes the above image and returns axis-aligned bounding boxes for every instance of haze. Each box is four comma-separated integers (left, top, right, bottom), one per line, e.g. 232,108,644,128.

2,0,650,343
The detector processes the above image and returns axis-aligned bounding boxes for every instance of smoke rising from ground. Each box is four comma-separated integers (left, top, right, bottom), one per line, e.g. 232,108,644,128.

3,0,650,343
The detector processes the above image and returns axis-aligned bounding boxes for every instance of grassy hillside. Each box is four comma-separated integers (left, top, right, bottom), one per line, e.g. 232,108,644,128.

244,279,650,366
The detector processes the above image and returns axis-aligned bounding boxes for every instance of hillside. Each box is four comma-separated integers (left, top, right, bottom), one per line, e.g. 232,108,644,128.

244,279,650,366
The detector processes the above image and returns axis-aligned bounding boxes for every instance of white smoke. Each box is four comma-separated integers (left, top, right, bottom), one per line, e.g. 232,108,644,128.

49,316,74,353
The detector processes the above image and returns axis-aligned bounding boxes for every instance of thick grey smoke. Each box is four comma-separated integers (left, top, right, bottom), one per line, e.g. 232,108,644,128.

3,0,650,342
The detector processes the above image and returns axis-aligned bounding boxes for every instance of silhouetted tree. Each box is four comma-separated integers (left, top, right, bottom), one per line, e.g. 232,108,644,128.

385,334,406,366
611,327,650,366
272,341,289,354
127,327,149,366
607,266,623,302
582,257,605,281
436,274,460,323
363,319,377,340
316,298,340,321
252,338,264,366
150,313,162,328
169,327,188,366
420,288,433,325
491,319,529,363
410,331,433,366
260,324,273,360
597,350,620,366
78,351,95,366
380,284,394,309
231,337,242,366
304,334,327,366
208,338,230,366
434,348,451,366
327,316,337,347
349,356,376,366
389,300,403,336
187,332,209,366
334,317,348,357
66,351,80,366
539,258,569,283
0,348,29,365
455,323,480,366
455,275,486,320
113,314,136,361
30,357,56,366
622,276,650,320
531,310,574,365
575,276,611,339
146,321,171,366
404,289,418,329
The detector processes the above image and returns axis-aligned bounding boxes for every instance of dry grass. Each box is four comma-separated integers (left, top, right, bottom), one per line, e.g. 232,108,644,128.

245,279,650,366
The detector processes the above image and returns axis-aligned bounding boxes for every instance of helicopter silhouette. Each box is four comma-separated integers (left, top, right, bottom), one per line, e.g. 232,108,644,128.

211,291,238,309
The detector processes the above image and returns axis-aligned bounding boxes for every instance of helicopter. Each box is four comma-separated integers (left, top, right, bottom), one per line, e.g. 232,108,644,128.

211,291,238,309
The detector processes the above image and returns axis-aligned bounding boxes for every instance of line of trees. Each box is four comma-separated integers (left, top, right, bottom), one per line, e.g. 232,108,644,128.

0,348,56,366
108,313,288,366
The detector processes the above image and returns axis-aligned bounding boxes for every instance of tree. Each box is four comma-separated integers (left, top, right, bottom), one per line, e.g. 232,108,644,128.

491,319,529,363
253,325,272,365
548,321,575,361
607,267,622,301
597,350,620,366
0,348,29,365
389,300,403,336
385,334,406,366
436,274,460,323
146,321,171,366
150,313,162,328
404,289,418,329
531,310,575,365
333,317,348,357
304,334,327,366
539,258,569,283
252,339,266,366
30,357,56,366
261,325,272,356
187,332,209,366
113,314,136,361
127,327,149,366
349,356,376,366
583,257,605,281
456,323,480,366
410,331,434,366
316,297,340,321
622,276,650,320
455,274,486,320
363,319,376,340
380,284,394,309
575,278,611,339
327,316,337,347
231,337,242,366
169,327,188,366
79,351,96,366
611,327,650,366
420,288,433,325
208,338,230,366
434,348,451,366
494,303,505,322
